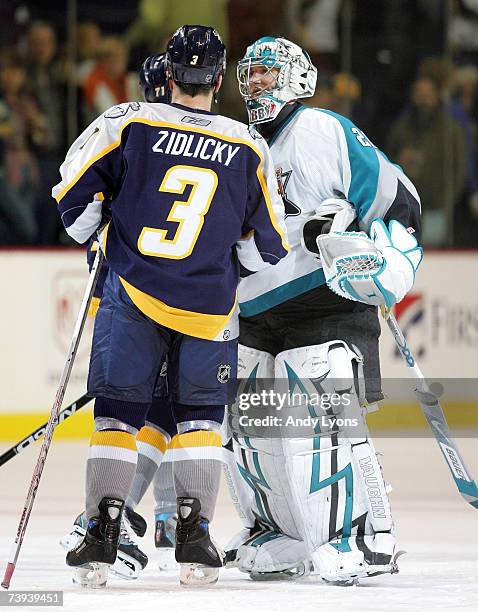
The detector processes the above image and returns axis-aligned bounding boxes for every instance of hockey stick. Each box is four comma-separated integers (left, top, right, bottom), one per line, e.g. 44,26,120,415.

381,305,478,510
1,248,104,589
0,394,92,468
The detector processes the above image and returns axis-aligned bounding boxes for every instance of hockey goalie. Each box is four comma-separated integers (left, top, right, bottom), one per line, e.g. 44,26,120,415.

224,34,423,585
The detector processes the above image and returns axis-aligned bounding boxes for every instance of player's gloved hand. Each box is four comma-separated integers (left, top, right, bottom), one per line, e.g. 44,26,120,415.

317,219,423,307
301,198,356,257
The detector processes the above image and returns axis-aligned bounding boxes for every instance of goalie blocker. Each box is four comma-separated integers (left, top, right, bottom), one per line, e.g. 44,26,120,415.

226,341,397,584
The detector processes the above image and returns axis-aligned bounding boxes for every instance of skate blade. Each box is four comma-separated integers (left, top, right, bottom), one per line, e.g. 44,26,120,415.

157,548,178,571
72,563,108,588
179,563,219,586
362,550,406,578
322,576,360,587
250,561,311,581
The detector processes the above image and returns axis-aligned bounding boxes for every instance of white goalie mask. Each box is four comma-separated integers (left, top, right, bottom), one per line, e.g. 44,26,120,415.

237,36,317,125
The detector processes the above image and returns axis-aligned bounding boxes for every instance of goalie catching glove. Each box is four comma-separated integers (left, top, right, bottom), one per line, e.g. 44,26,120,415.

316,219,423,307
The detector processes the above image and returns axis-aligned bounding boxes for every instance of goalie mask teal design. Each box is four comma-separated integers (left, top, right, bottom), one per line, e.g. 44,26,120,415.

237,36,317,125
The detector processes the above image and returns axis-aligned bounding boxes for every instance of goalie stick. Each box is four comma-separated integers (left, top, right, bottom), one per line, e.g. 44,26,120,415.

1,248,104,590
0,394,91,468
381,306,478,510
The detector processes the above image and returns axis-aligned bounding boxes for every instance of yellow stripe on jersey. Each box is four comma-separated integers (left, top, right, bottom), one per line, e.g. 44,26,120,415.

90,429,137,450
119,276,237,340
55,141,121,203
136,425,168,453
88,296,100,318
169,430,222,449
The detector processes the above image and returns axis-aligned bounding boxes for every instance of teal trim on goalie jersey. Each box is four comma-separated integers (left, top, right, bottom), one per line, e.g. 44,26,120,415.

319,110,380,221
239,268,326,317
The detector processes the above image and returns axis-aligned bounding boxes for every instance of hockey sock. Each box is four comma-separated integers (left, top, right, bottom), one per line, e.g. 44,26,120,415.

153,455,176,516
86,429,138,519
170,430,223,522
126,423,168,509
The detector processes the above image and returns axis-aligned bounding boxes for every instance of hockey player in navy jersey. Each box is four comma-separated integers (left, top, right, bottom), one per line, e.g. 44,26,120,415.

52,25,288,587
226,36,423,584
60,53,179,581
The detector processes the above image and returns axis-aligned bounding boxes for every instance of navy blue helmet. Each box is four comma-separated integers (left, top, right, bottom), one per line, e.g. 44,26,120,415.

139,53,170,103
166,25,226,86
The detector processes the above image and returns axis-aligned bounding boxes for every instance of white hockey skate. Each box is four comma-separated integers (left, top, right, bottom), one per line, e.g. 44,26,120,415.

312,533,400,585
61,510,148,580
232,530,312,581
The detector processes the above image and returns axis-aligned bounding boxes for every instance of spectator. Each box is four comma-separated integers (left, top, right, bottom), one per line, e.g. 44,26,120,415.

305,71,363,123
76,22,102,86
450,65,478,245
388,75,466,247
294,0,343,72
0,51,45,244
449,0,478,64
24,21,65,244
82,36,140,123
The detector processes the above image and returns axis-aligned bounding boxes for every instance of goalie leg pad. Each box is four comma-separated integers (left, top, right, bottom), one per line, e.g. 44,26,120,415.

237,343,275,380
276,342,396,582
225,344,278,547
230,341,396,581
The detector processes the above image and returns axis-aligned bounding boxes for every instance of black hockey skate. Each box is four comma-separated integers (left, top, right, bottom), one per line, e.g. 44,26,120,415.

125,506,147,538
175,497,223,586
66,497,124,588
60,507,148,580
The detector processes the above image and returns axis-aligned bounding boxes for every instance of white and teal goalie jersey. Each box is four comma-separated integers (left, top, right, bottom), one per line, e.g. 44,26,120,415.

238,104,421,317
52,102,288,339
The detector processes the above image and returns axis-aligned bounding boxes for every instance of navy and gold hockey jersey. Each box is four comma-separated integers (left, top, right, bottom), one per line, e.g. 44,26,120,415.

53,102,288,340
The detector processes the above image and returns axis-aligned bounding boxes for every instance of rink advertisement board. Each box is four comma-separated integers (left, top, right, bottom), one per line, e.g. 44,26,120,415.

0,249,477,440
0,249,95,440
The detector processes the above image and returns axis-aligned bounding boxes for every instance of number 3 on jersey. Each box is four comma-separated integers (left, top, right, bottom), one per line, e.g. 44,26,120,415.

138,165,218,259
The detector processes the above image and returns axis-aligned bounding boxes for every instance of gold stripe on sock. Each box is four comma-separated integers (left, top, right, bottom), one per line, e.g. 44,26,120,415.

169,430,222,450
90,430,136,450
136,425,168,453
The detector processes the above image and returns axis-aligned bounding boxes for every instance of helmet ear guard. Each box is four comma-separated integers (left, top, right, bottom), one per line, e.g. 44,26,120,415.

237,36,317,125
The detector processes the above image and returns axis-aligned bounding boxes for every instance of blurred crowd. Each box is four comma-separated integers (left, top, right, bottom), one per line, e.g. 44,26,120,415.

0,0,477,247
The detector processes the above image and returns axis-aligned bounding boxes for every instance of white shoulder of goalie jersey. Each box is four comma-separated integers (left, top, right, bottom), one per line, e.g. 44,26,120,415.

281,106,420,232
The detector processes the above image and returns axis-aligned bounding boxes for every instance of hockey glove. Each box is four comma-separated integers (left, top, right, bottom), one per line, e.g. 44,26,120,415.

317,219,423,307
301,198,356,257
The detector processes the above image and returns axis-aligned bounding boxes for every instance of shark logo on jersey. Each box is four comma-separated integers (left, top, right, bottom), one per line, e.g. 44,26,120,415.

276,168,301,217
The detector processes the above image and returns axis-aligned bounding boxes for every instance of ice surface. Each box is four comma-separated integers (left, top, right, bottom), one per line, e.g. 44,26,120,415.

1,437,478,611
